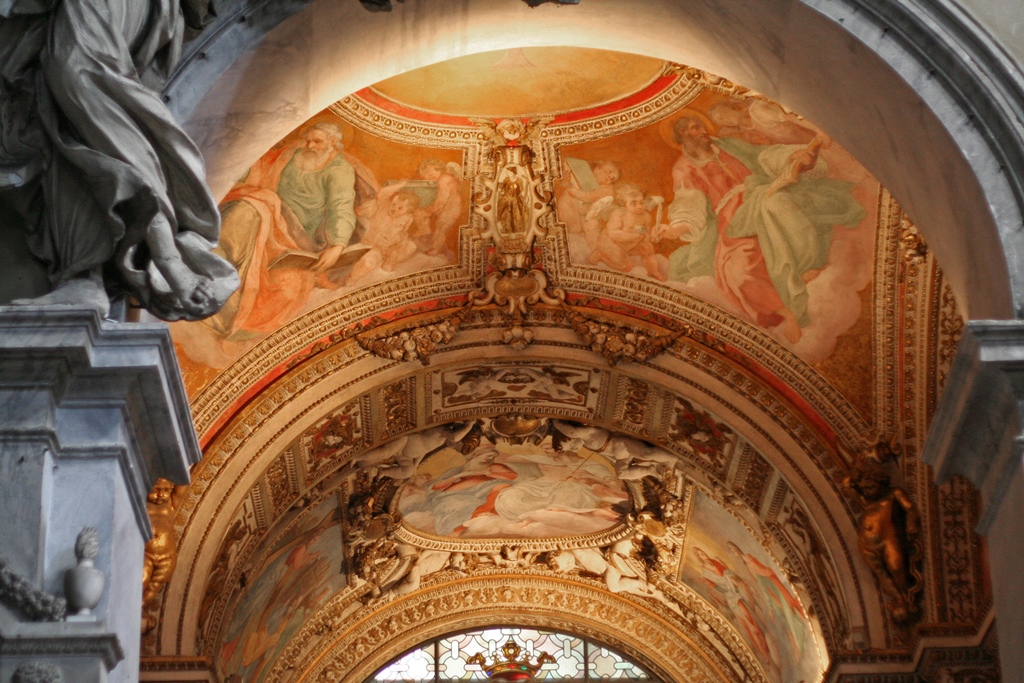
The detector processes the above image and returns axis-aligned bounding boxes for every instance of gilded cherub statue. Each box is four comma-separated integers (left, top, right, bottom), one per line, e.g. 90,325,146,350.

844,462,921,622
142,478,185,631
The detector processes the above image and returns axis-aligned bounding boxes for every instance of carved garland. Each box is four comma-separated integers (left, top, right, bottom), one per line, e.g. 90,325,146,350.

0,557,66,622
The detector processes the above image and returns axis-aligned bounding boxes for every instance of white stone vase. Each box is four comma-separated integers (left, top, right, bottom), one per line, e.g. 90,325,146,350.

64,527,105,616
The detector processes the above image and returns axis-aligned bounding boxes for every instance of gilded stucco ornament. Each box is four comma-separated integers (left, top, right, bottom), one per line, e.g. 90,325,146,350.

464,118,566,349
340,417,688,607
349,116,682,363
142,479,185,633
356,312,465,364
844,461,922,622
565,307,681,365
466,639,556,678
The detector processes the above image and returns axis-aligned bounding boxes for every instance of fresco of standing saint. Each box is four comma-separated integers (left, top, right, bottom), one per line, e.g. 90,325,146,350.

561,96,875,362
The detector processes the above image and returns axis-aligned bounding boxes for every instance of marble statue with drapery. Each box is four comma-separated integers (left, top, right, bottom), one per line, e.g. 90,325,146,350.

0,0,238,320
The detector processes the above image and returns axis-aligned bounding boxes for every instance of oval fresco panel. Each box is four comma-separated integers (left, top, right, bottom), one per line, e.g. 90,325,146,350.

397,439,630,539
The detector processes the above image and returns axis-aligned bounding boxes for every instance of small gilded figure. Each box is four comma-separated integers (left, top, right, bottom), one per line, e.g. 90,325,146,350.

142,478,185,631
844,462,920,622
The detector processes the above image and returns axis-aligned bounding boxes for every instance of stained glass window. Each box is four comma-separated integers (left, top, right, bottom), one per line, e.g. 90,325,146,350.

367,627,655,683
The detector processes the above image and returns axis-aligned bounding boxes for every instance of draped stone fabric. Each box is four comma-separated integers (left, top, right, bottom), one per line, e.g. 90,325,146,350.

0,0,237,320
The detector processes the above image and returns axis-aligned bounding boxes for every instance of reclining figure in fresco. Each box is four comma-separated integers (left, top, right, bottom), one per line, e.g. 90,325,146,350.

0,0,237,320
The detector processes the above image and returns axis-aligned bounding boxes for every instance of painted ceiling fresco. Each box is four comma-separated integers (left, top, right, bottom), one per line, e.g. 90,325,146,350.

397,438,629,539
370,47,667,117
681,488,822,682
170,46,877,412
194,414,831,683
151,46,992,683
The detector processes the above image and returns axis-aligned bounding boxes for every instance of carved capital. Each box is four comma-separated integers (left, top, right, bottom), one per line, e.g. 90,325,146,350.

923,321,1024,531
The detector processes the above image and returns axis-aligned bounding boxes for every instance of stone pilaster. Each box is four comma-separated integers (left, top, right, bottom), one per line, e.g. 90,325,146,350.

923,320,1024,681
0,308,201,683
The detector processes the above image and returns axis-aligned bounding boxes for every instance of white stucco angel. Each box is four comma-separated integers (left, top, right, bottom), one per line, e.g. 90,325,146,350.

371,544,451,599
552,421,679,480
341,422,477,481
571,537,661,599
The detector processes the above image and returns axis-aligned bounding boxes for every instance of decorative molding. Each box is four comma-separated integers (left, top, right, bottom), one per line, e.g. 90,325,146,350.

357,312,464,364
615,375,657,437
12,661,62,683
829,627,1000,681
774,495,853,651
140,655,214,673
565,307,679,365
735,447,773,513
267,575,761,683
379,378,417,440
169,343,864,659
0,632,124,671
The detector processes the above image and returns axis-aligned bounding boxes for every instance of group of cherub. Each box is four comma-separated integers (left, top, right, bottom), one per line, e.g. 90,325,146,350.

557,159,669,281
346,158,462,286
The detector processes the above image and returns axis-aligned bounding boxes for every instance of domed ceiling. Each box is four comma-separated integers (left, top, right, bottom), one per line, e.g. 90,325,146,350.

147,48,992,683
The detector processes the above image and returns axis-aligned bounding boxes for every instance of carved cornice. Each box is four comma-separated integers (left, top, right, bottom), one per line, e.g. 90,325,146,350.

139,655,214,672
390,521,633,554
829,623,1000,682
329,63,701,154
0,631,124,671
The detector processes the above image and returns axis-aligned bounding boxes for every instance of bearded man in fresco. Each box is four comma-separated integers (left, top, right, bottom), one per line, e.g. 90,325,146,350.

208,122,379,337
655,114,864,344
